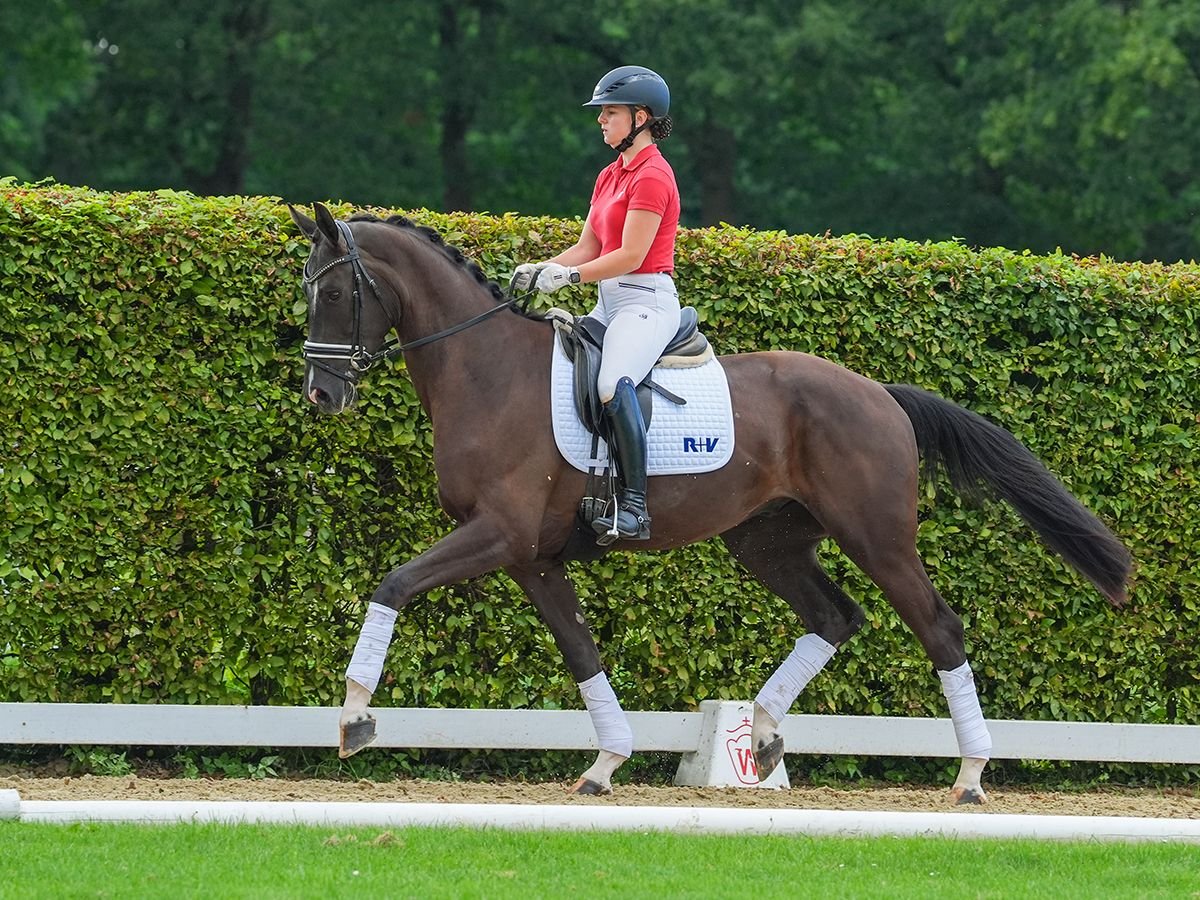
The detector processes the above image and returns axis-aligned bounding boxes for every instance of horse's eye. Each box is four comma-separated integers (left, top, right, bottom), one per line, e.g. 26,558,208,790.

325,289,342,302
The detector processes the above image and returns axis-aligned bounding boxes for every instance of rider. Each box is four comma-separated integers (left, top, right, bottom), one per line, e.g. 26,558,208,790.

513,65,681,543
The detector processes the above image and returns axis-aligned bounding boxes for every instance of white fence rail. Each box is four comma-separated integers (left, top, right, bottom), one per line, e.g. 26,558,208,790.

3,702,1198,765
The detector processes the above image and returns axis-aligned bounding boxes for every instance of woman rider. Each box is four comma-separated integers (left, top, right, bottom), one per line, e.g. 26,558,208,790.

513,65,681,543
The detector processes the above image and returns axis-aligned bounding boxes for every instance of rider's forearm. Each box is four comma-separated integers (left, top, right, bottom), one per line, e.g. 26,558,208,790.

575,246,648,283
549,244,598,267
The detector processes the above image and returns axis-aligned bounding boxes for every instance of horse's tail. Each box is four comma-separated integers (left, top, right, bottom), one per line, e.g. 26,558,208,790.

885,384,1132,606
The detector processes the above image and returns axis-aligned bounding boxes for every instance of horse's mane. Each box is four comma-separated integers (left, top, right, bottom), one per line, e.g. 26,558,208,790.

349,213,508,305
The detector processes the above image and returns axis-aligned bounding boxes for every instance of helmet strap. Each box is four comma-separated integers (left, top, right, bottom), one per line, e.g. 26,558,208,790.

614,107,651,154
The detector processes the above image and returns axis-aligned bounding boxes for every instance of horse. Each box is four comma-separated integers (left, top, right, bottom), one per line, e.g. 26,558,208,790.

288,202,1132,803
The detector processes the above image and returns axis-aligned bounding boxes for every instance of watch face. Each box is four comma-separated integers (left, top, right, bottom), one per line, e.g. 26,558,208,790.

569,271,581,284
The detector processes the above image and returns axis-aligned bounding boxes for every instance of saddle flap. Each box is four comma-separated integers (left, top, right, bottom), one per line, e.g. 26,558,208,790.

571,334,606,434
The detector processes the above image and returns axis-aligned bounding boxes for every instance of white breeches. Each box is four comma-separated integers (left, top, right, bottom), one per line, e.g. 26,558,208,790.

588,273,681,403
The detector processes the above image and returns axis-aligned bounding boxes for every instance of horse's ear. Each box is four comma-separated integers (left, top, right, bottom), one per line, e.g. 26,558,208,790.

313,202,343,247
287,204,319,241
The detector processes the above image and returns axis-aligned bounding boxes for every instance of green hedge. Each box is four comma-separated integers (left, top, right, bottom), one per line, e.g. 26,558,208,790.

1,182,1197,729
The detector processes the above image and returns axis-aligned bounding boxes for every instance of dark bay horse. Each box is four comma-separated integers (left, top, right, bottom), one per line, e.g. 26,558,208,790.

288,203,1131,802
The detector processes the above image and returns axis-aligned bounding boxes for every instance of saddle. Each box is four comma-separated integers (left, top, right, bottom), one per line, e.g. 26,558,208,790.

549,306,713,437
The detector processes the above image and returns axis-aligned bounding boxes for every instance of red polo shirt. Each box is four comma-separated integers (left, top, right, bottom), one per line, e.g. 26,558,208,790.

587,144,680,274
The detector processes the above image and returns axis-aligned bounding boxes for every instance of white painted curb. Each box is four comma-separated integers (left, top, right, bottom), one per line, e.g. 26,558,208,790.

5,794,1199,843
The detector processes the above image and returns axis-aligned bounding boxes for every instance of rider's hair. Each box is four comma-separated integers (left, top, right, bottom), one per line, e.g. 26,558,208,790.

649,114,673,142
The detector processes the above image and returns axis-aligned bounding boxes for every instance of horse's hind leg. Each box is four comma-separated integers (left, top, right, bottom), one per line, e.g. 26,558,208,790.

721,503,867,779
826,512,992,805
506,561,632,795
870,554,990,803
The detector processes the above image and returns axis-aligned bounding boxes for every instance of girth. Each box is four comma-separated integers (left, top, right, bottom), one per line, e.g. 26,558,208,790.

551,306,713,437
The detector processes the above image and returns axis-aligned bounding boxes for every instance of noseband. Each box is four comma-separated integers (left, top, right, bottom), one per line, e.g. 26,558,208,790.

302,219,523,386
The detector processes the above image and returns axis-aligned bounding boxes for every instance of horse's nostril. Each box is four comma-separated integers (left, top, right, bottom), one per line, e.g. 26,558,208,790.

309,387,326,405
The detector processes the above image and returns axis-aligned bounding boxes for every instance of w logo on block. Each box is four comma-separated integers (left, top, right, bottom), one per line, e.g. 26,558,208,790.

673,701,789,789
725,717,760,785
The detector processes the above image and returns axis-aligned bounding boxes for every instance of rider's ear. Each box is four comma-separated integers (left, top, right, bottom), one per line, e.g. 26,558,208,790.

287,203,319,241
313,202,343,247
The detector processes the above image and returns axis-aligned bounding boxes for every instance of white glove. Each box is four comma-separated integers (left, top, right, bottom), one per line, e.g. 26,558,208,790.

536,263,580,293
511,263,538,292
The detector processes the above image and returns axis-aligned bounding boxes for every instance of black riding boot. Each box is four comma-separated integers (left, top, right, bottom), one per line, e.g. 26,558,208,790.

592,377,651,544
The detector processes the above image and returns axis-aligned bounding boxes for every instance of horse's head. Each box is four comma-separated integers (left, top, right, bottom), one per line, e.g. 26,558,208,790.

289,202,395,414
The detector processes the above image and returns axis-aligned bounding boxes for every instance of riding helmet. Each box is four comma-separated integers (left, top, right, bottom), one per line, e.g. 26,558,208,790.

583,66,670,117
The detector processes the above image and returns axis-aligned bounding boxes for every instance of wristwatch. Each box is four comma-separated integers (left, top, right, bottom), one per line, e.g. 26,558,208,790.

569,269,581,284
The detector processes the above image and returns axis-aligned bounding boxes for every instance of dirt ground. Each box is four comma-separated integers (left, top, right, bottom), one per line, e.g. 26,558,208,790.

4,773,1198,819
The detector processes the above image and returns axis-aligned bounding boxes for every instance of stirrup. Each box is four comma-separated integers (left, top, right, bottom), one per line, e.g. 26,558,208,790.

591,502,650,546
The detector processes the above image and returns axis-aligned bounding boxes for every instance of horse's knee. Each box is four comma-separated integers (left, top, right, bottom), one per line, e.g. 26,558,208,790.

940,607,965,645
930,609,966,670
803,599,859,645
838,602,867,643
805,576,865,646
370,571,412,609
912,600,966,671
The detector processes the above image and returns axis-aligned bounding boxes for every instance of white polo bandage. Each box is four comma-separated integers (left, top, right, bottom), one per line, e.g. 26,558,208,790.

345,602,398,695
579,671,633,758
939,661,992,759
755,633,837,725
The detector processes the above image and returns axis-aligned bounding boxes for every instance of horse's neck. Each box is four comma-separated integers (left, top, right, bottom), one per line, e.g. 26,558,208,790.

401,288,547,424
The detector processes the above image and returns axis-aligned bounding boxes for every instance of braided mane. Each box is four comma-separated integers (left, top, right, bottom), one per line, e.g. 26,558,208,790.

349,213,506,304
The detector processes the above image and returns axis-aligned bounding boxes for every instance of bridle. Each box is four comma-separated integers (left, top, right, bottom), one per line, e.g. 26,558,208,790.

301,219,527,385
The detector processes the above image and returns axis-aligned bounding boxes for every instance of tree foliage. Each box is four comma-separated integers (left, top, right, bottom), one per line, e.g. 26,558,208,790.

0,1,93,179
3,1,1198,260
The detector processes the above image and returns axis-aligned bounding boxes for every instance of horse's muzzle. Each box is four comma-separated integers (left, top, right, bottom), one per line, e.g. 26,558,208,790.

308,384,355,415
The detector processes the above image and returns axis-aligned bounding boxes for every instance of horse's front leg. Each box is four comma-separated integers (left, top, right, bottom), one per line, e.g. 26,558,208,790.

338,519,520,758
506,562,632,794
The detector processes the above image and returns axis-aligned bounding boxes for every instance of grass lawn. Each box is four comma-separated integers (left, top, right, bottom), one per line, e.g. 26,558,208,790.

2,822,1199,898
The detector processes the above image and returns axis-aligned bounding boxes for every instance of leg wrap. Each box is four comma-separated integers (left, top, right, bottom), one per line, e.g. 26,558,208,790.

345,602,398,694
754,633,837,725
939,661,992,760
579,671,633,758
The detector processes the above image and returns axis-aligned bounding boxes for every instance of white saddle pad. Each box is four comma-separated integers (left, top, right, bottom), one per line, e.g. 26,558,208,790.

550,339,735,475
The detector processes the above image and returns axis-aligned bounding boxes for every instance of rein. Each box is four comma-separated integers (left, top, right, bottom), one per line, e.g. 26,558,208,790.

302,219,535,384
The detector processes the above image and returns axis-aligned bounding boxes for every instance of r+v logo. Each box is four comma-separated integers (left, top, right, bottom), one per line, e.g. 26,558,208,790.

682,436,720,453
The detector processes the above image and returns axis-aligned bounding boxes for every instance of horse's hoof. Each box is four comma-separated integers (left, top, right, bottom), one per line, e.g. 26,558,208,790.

568,777,611,796
951,786,988,806
339,715,377,759
753,734,785,781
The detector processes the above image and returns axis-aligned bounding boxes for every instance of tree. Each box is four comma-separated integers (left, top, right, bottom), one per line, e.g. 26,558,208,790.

955,0,1200,260
18,0,1200,261
0,2,93,180
37,0,276,195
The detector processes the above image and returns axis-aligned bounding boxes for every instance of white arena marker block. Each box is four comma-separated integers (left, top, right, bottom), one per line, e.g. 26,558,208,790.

674,701,789,789
0,790,19,821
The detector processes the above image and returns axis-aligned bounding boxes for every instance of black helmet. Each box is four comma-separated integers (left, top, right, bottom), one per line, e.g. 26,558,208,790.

583,66,670,118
